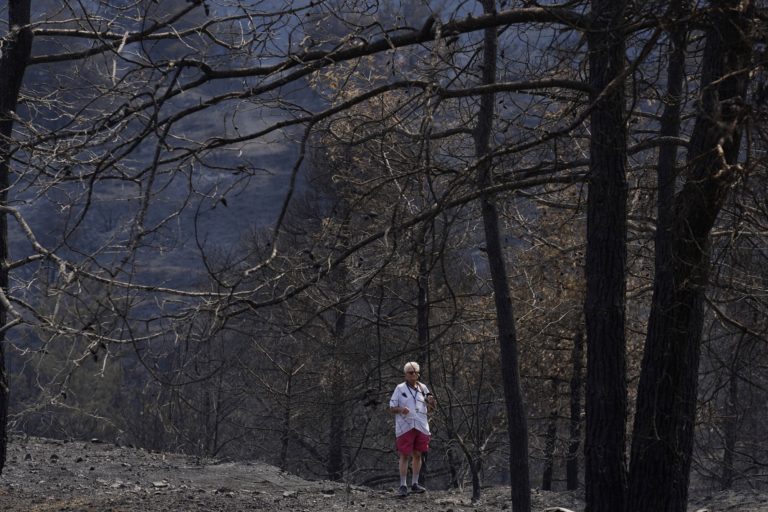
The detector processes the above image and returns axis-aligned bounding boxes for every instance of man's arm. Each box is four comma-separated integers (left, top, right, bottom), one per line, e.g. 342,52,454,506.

424,388,436,412
389,385,408,415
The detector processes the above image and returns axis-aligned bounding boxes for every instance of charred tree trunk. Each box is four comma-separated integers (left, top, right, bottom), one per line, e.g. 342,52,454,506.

0,0,33,475
327,379,345,481
566,329,583,491
627,3,754,511
279,364,299,470
417,230,431,366
542,394,558,491
327,304,349,481
584,0,629,510
416,227,431,483
475,1,530,510
720,360,739,491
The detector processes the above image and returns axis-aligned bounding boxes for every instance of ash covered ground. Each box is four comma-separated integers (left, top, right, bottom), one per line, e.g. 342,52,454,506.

0,436,764,511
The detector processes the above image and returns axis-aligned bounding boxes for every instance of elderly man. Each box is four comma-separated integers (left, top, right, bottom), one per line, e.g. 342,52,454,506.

388,361,436,497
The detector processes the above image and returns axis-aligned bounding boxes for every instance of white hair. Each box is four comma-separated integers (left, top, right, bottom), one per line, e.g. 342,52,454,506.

403,361,420,373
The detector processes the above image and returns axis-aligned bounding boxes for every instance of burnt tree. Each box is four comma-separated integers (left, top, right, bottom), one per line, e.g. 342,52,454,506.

628,2,755,511
0,0,32,475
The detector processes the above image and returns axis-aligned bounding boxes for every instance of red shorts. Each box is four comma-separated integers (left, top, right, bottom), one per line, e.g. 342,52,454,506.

396,428,430,455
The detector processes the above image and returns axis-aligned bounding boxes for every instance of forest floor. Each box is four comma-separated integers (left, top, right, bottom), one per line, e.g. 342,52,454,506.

0,435,766,511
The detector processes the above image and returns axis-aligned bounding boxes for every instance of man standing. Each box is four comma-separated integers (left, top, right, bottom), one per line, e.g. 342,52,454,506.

388,361,436,497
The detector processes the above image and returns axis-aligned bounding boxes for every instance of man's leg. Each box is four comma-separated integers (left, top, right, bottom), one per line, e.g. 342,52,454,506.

410,449,427,492
411,450,422,482
399,452,410,484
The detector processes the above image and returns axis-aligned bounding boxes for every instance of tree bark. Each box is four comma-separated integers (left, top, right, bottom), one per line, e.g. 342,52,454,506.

279,365,296,470
584,0,629,510
0,0,33,476
475,1,531,510
417,229,431,367
327,303,349,481
627,3,754,511
720,361,739,491
566,329,583,491
542,396,558,491
416,227,431,483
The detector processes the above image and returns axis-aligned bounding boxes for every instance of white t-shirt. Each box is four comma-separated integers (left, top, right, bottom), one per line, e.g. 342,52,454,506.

389,381,431,437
